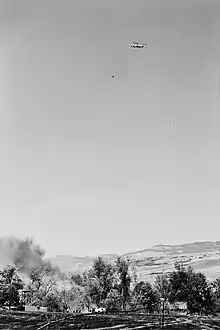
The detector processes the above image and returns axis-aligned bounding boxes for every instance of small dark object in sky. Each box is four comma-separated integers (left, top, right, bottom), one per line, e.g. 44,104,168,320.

112,76,115,79
130,41,147,49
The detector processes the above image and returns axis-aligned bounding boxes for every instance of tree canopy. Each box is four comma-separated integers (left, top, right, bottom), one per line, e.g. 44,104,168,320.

0,265,23,307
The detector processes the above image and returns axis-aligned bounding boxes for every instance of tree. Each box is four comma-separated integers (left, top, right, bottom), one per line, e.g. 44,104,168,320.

131,281,160,313
104,289,122,312
69,271,94,312
190,272,213,315
154,273,172,314
154,273,171,301
25,265,61,311
0,265,24,308
210,278,220,314
68,257,137,312
83,257,116,307
115,257,134,311
70,284,92,312
169,262,212,314
69,273,84,287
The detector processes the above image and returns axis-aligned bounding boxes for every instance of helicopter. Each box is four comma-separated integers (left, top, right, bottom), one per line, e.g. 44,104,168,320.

129,41,147,49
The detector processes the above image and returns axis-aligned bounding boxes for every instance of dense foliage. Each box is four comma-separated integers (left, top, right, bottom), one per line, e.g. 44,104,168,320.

0,265,23,307
1,258,220,316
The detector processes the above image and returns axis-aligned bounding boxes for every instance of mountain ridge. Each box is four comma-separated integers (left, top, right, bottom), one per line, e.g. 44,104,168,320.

49,241,220,282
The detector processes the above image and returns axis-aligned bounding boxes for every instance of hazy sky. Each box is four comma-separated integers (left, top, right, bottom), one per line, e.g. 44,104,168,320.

1,0,220,257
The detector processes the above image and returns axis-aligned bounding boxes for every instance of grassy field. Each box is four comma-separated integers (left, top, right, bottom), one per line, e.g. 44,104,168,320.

1,311,220,330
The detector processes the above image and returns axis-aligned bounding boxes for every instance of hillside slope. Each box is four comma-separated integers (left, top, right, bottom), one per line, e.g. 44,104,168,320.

50,241,220,282
49,254,118,274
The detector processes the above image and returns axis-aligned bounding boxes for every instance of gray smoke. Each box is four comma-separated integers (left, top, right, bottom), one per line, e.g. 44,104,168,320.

0,236,56,273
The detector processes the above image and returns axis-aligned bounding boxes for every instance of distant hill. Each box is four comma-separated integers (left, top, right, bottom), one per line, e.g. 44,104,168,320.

49,241,220,282
49,254,118,274
1,238,220,283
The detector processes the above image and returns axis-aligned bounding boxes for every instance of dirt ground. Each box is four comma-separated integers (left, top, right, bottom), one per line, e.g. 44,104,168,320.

0,311,219,329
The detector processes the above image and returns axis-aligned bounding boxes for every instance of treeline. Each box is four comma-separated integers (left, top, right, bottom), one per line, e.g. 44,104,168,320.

1,258,220,315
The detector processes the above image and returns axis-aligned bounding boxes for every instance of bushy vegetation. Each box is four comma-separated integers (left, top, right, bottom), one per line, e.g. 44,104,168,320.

1,258,220,317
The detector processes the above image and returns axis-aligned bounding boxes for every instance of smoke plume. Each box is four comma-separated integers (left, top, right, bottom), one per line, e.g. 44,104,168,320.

0,236,55,273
